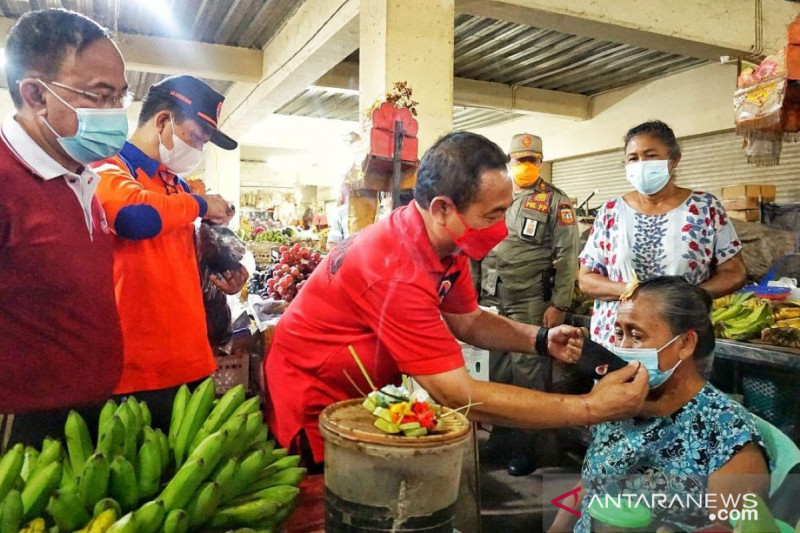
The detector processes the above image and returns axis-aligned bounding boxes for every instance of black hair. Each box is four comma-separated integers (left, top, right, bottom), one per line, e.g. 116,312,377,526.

623,120,682,160
138,91,190,127
414,131,509,210
634,276,715,359
5,9,110,108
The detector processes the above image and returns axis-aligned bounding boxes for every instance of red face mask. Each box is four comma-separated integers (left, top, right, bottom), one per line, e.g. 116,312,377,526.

444,209,508,260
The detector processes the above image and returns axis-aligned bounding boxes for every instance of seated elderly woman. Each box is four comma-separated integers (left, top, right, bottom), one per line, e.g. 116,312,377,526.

550,276,771,533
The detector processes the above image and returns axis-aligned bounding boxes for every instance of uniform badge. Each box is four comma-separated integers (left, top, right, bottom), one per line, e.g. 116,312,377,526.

558,203,576,226
523,191,552,214
522,217,539,237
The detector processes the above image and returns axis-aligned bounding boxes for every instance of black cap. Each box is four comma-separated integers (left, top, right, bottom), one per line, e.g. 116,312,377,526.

148,75,237,150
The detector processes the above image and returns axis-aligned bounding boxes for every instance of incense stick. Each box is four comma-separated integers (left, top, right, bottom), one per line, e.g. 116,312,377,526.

348,344,377,391
343,370,368,398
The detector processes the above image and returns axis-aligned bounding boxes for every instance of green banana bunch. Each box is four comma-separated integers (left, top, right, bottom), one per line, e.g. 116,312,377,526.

78,453,110,510
229,485,299,507
97,401,117,438
108,456,138,513
163,509,188,533
211,459,240,502
96,416,125,459
65,411,93,476
0,488,23,533
173,380,215,468
187,385,245,455
208,499,281,529
20,447,39,483
114,403,138,467
185,430,226,473
46,488,90,532
0,444,24,504
32,438,62,481
136,440,162,499
168,385,191,452
21,461,61,519
131,499,165,533
158,458,208,512
139,401,152,428
185,481,222,528
721,301,774,340
248,467,306,493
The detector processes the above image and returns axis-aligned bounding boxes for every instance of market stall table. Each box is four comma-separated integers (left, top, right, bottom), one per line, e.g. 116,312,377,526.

713,339,800,443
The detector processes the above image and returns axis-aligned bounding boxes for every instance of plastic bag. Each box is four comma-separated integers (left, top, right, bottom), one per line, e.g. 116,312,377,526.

196,221,247,355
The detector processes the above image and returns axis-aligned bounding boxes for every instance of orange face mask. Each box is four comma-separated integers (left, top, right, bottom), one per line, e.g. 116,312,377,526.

511,161,541,188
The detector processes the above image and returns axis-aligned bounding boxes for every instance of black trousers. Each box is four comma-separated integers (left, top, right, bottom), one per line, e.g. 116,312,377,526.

4,378,206,448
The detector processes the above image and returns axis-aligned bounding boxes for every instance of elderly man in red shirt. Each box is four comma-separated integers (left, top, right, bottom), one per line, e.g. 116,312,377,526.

0,9,128,445
265,132,649,470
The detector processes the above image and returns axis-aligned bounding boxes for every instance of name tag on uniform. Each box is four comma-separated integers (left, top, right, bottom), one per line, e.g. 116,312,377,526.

522,217,539,237
523,192,552,214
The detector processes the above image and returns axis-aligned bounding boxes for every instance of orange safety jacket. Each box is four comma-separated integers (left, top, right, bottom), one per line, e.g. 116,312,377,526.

93,141,215,394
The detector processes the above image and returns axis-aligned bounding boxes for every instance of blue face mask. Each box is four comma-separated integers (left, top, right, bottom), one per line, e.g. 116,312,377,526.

625,159,671,195
613,335,682,388
40,83,128,165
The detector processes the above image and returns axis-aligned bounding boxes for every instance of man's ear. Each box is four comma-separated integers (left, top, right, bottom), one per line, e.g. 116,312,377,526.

428,197,452,225
19,79,47,110
155,111,171,134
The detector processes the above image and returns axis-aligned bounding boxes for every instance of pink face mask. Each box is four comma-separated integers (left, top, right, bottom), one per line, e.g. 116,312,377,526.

445,209,508,260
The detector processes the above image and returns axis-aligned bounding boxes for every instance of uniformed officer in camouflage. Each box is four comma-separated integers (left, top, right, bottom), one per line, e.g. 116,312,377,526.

479,133,580,476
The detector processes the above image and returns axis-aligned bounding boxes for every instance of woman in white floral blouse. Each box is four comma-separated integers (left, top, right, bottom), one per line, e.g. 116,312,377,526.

578,121,747,349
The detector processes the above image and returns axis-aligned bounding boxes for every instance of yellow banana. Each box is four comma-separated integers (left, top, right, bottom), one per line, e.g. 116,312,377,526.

86,508,118,533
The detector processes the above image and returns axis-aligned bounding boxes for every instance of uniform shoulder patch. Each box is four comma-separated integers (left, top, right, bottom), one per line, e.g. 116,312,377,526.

523,191,552,214
558,203,576,226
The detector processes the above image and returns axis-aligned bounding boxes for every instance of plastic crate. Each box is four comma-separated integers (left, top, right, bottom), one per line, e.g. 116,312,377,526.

213,351,250,395
742,368,797,432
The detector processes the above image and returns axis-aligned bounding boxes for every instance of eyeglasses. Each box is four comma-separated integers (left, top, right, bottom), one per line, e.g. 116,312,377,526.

38,79,134,109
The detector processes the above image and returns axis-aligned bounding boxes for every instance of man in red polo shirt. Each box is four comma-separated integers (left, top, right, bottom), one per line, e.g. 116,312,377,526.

265,132,649,468
0,9,128,444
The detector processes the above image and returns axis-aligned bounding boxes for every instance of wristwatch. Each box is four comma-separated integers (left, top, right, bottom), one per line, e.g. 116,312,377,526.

535,327,550,356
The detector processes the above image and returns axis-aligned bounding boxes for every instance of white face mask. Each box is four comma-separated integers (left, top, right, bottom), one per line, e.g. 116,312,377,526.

625,159,671,195
158,114,204,175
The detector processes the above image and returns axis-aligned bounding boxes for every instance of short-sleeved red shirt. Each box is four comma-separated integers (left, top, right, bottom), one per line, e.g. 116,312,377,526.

264,202,477,461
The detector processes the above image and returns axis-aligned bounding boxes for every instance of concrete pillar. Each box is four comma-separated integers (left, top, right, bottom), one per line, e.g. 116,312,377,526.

359,0,455,153
204,145,242,230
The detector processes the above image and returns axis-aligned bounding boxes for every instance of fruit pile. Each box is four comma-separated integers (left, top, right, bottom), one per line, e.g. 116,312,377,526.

262,244,321,303
0,379,304,533
712,293,774,341
761,305,800,348
361,386,464,437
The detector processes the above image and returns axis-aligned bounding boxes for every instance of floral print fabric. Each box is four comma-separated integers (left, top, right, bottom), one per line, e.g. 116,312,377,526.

579,192,742,347
576,384,770,532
